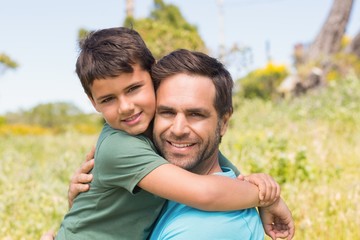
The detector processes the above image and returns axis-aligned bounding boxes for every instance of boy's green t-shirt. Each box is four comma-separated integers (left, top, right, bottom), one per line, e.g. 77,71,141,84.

56,123,169,240
56,124,240,239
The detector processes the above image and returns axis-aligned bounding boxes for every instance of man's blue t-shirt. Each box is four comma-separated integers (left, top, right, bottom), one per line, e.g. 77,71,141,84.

150,167,264,240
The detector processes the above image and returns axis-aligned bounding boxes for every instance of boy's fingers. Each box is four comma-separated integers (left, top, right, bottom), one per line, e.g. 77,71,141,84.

81,159,95,174
85,146,96,161
237,175,245,181
78,173,93,184
257,179,266,201
40,230,55,240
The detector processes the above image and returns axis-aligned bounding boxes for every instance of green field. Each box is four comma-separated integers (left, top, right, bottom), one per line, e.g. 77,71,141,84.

1,76,359,239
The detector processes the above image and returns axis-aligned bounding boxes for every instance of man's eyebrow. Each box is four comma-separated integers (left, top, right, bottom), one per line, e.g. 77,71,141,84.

156,105,174,111
186,108,211,115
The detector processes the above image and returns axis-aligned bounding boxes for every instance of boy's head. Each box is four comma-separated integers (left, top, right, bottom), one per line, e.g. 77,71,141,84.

76,27,155,98
76,27,156,135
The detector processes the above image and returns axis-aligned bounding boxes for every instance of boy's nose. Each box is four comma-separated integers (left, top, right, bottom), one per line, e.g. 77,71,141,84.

118,98,134,115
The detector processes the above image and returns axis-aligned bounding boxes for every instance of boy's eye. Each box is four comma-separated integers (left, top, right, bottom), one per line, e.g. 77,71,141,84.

100,97,114,104
128,84,141,93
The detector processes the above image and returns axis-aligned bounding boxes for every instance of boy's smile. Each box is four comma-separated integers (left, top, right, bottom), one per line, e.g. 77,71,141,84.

89,64,156,136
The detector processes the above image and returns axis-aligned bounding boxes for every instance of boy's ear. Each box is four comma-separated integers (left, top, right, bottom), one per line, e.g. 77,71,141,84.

220,112,232,136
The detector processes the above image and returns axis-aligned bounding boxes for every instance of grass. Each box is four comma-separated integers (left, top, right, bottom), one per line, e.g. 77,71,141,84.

0,75,359,239
221,75,360,239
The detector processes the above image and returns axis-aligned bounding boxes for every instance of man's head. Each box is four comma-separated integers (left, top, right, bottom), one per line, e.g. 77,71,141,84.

151,49,234,174
77,27,156,135
76,27,155,98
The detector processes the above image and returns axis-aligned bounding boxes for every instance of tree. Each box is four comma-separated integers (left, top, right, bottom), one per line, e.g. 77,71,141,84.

279,0,357,97
77,0,206,60
126,0,134,18
124,0,206,59
346,30,360,58
0,53,18,75
306,0,354,62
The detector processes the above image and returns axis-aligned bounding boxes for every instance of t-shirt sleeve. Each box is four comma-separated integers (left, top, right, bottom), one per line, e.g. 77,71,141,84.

95,132,169,193
218,151,241,176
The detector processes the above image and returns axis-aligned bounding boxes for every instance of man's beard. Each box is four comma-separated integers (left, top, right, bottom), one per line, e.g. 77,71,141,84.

154,121,222,173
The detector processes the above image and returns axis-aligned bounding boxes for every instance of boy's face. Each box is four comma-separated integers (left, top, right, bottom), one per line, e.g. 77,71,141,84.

89,64,155,135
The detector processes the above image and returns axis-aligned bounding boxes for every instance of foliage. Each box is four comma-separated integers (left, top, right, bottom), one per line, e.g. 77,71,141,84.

236,62,289,100
124,0,206,59
0,116,6,125
0,124,51,136
0,133,98,239
221,74,360,239
0,53,18,74
77,28,90,43
325,53,360,81
3,102,103,134
0,75,359,239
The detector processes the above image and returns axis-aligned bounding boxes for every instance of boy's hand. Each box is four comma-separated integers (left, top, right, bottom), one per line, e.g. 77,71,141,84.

239,173,280,206
68,146,95,208
258,197,295,240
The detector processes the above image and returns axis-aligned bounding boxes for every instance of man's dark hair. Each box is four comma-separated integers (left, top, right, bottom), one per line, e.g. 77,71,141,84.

76,27,155,98
151,49,233,118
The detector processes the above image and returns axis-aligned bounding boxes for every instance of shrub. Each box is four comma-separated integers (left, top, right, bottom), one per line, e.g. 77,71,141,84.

236,62,289,100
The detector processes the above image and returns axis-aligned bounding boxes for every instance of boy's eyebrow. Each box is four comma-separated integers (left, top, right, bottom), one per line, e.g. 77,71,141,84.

125,81,142,90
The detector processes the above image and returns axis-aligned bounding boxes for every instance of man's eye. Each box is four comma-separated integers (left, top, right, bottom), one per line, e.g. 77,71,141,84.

190,113,203,117
158,111,174,116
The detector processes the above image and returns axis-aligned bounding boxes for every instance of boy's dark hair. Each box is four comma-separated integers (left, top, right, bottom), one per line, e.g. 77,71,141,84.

151,49,233,118
76,27,155,98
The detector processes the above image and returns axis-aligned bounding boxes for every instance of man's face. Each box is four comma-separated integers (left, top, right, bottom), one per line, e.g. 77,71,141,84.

153,73,229,174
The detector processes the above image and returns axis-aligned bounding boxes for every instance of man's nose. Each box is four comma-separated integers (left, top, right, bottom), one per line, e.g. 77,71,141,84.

170,114,190,136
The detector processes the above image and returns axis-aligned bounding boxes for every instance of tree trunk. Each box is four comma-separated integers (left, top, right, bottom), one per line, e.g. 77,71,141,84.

346,30,360,58
306,0,354,62
126,0,134,18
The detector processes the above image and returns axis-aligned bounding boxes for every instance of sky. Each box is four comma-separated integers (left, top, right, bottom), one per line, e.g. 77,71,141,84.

0,0,359,114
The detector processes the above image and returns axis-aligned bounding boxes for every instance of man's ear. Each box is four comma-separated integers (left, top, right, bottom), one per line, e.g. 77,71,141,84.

220,112,232,136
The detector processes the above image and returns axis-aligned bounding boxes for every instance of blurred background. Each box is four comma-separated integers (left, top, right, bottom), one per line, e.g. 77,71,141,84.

0,0,359,239
1,0,359,114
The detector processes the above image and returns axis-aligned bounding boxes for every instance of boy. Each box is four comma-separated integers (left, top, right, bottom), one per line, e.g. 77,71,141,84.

55,27,282,239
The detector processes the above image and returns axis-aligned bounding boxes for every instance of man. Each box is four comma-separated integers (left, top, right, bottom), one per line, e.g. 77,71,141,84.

44,49,294,240
148,49,294,239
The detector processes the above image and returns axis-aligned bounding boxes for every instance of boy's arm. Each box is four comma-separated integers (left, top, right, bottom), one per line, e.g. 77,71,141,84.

67,160,267,211
68,149,278,211
218,151,240,176
137,163,275,211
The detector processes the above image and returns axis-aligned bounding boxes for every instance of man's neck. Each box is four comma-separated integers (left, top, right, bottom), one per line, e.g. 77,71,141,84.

191,150,222,175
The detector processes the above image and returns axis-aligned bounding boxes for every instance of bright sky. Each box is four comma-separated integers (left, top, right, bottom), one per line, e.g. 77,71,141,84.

0,0,359,114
